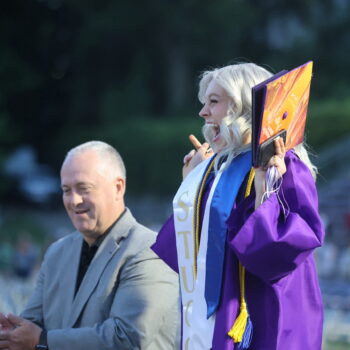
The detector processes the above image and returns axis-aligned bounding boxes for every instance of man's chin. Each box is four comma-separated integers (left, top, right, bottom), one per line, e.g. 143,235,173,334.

80,230,101,244
72,222,94,235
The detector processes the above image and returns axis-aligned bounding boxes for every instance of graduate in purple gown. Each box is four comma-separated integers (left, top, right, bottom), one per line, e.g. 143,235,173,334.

152,63,324,350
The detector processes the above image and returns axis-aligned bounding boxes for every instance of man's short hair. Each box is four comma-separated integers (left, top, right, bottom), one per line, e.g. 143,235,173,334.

63,141,126,180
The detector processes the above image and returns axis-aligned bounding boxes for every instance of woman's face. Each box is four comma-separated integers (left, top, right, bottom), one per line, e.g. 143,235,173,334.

199,80,231,150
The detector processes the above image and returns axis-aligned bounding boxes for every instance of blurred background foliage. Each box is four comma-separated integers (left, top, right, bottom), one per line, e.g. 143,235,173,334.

1,3,350,347
1,0,350,200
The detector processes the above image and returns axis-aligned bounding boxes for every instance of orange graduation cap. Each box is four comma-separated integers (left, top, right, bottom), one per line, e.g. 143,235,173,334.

252,61,313,167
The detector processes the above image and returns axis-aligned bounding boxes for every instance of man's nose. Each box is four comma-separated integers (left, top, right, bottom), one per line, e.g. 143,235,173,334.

69,192,83,206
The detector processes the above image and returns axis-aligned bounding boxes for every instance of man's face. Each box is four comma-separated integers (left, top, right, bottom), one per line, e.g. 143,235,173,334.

60,150,124,245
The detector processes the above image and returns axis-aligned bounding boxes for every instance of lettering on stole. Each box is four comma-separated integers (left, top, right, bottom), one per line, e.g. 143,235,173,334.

176,191,195,348
177,191,189,222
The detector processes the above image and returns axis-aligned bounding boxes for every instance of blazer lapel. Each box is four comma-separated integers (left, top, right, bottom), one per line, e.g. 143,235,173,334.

61,233,83,328
68,209,135,327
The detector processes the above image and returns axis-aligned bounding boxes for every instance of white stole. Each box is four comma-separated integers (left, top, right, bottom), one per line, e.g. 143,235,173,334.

173,158,224,350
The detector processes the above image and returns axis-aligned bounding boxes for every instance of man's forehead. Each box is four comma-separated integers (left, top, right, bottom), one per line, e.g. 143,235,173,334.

60,168,98,184
63,151,101,171
65,149,99,164
61,160,112,185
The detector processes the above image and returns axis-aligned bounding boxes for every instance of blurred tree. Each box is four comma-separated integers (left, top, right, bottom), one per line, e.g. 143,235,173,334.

0,0,349,198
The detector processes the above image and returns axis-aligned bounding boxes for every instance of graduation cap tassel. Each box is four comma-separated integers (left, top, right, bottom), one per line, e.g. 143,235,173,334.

227,264,252,349
228,168,255,349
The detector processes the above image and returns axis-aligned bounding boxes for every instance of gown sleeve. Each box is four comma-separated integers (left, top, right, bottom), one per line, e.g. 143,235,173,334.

151,215,179,273
227,151,325,283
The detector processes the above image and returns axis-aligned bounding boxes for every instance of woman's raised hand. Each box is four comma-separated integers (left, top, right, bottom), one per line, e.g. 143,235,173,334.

182,135,214,179
254,136,287,208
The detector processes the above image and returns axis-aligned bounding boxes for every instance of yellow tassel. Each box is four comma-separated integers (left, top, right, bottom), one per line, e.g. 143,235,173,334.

228,301,248,342
228,168,255,344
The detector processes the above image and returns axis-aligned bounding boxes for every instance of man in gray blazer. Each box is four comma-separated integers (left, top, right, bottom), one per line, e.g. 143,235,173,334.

0,141,179,350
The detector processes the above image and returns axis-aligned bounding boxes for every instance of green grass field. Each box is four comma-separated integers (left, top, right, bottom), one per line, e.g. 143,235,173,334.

324,342,350,350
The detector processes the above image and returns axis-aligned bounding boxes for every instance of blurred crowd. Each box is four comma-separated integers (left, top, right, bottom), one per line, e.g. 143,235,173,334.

0,232,40,280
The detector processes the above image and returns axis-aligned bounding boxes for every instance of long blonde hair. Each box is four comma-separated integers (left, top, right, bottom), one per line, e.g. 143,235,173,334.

198,63,317,179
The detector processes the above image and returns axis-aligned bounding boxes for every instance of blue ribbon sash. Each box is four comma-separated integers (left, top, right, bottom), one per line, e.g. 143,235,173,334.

205,151,252,318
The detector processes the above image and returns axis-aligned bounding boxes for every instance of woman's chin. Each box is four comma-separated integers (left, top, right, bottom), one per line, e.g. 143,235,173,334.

211,136,227,153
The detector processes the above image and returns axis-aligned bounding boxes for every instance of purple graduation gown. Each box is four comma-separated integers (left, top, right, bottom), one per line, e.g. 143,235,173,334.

152,151,324,350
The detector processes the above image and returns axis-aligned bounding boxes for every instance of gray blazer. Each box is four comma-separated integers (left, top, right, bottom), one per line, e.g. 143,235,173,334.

21,209,180,349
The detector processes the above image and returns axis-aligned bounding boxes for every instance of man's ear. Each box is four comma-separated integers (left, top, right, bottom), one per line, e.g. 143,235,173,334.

115,177,126,200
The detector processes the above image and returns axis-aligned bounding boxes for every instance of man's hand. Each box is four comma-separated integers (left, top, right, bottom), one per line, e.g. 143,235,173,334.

0,314,42,350
0,313,15,331
182,135,214,179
